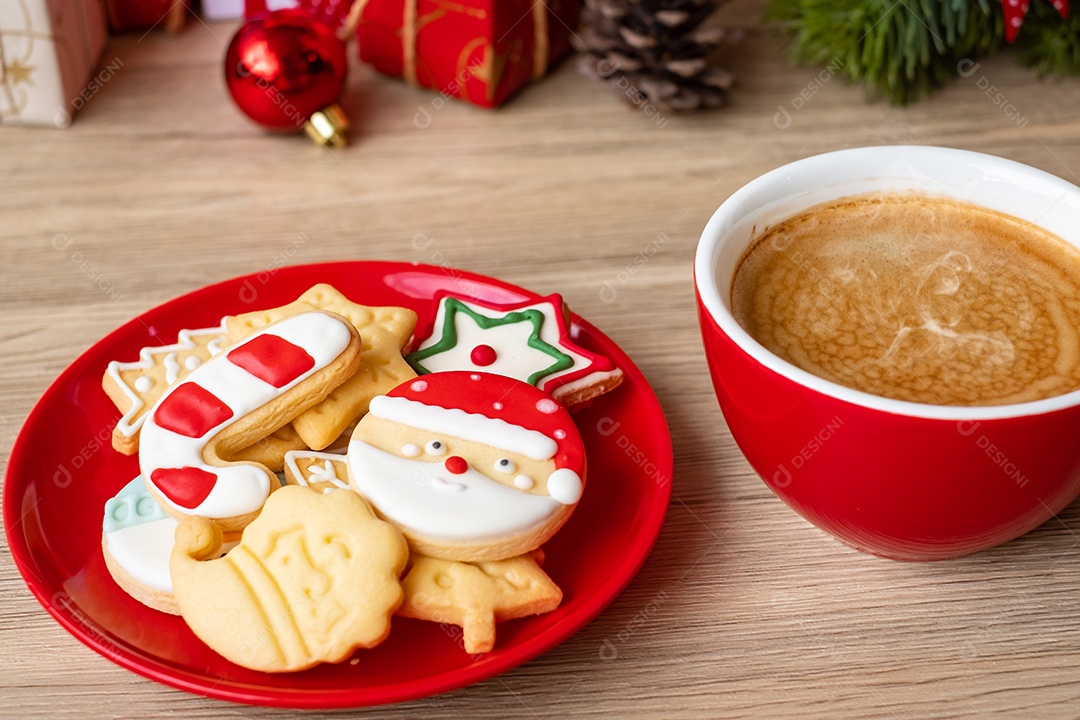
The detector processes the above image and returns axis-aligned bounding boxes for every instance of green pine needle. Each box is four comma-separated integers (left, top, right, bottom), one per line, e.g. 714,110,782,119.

766,0,1004,104
1014,0,1080,76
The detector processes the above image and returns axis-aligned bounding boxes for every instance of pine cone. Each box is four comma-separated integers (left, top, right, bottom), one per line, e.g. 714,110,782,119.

575,0,740,112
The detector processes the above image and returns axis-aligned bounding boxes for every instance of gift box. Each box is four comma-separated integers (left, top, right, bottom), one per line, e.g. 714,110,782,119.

0,0,108,127
202,0,298,21
104,0,187,33
356,0,579,108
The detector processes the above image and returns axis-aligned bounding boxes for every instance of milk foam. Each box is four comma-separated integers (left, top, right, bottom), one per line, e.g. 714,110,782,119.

730,194,1080,406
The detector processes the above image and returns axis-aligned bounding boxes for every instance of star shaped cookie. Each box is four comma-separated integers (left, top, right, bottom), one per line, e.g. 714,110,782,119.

406,293,623,408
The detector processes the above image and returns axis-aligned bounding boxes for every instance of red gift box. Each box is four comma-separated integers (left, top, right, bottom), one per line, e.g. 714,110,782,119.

104,0,187,32
355,0,579,108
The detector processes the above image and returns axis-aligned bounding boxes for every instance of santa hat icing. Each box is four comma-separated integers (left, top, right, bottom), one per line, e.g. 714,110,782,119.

367,371,585,505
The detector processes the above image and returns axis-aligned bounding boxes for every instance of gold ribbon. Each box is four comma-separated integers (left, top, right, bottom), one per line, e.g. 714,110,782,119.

531,0,548,81
402,0,418,85
342,0,551,91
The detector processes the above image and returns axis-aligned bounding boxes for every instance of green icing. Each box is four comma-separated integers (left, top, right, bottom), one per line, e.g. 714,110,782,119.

407,298,574,385
102,476,170,534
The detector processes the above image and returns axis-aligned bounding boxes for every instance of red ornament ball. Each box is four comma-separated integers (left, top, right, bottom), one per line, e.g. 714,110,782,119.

224,8,347,132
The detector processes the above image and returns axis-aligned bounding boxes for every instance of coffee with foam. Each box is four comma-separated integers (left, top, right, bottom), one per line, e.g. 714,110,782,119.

730,193,1080,406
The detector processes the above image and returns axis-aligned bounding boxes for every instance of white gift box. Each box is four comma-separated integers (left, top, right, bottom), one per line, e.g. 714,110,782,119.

0,0,109,127
202,0,299,21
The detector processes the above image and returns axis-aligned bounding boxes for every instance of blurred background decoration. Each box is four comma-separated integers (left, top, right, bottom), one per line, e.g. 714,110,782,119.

1,0,1078,133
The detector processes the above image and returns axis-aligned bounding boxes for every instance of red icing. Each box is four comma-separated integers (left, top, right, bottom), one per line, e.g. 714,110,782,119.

227,334,315,388
389,371,585,477
154,384,234,438
151,466,217,509
470,344,497,366
444,456,469,475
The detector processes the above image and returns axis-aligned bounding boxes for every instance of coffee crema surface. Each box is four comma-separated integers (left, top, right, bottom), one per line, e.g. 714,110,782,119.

730,193,1080,406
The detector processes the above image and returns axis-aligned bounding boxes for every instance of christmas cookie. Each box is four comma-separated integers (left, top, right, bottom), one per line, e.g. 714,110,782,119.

101,475,181,614
227,422,309,473
347,371,586,562
101,476,239,615
406,293,623,409
283,449,349,494
170,485,408,673
399,551,562,654
140,310,361,531
103,320,230,455
227,283,418,450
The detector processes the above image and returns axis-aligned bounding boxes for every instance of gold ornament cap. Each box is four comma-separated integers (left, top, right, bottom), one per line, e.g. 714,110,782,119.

304,104,349,147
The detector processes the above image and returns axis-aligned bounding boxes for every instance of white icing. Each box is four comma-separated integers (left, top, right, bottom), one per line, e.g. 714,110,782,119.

546,468,583,505
207,338,224,355
401,443,421,457
536,399,559,414
103,478,238,594
105,320,230,438
410,379,428,392
425,439,446,456
348,439,560,541
369,395,557,460
433,476,467,492
494,458,516,474
105,515,178,592
140,312,354,519
164,352,181,384
493,402,504,410
421,312,556,383
554,429,566,439
184,355,201,371
514,474,534,490
311,461,346,486
414,297,621,399
284,450,349,491
134,376,152,393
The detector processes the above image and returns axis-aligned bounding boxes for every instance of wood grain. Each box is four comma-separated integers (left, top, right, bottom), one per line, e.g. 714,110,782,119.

4,2,1080,717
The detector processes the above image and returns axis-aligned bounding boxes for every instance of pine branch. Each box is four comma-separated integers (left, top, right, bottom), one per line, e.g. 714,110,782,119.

765,0,1004,104
1014,0,1080,76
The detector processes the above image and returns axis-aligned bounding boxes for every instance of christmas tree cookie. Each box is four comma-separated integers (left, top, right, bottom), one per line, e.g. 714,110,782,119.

398,551,562,654
103,321,230,455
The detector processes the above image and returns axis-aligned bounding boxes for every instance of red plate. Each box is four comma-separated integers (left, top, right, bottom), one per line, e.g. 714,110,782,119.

3,262,672,708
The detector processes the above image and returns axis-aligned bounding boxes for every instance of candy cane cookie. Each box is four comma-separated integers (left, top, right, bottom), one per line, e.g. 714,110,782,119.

140,311,361,531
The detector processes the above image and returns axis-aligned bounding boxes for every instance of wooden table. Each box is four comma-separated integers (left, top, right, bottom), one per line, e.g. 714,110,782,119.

4,3,1080,717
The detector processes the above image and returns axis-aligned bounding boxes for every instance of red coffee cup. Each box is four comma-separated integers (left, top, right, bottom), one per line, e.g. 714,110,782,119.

694,146,1080,560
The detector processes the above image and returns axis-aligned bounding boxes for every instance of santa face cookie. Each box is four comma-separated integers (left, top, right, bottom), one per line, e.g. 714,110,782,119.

347,371,586,562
